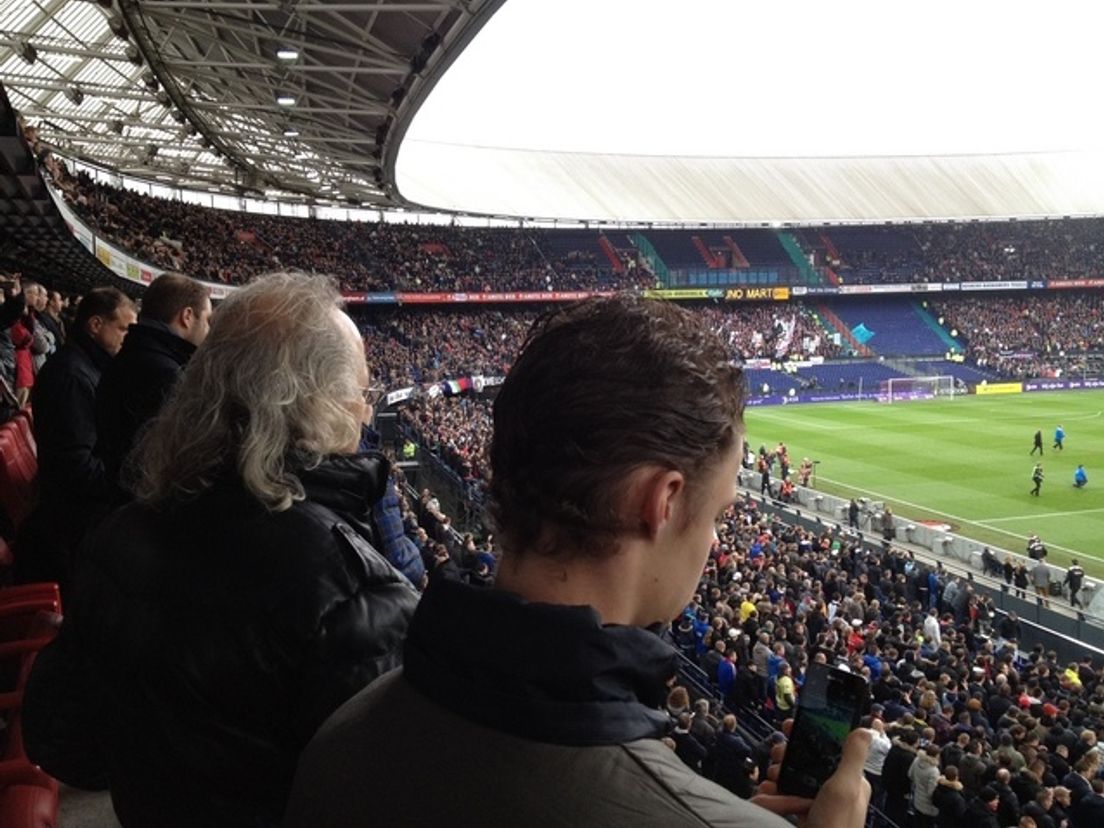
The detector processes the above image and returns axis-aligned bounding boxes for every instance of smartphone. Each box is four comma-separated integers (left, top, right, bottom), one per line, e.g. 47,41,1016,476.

777,662,869,798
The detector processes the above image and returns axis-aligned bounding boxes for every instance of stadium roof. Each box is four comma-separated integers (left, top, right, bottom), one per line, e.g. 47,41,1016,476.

396,0,1104,224
0,0,498,206
4,1,1104,224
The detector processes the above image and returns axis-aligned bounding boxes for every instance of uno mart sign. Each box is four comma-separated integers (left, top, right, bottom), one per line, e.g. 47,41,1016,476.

724,287,791,301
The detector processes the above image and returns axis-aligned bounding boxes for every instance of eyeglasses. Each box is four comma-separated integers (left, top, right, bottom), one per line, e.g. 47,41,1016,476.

362,383,387,407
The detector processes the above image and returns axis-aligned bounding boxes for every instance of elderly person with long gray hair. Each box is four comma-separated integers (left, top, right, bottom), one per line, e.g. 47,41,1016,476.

22,272,419,828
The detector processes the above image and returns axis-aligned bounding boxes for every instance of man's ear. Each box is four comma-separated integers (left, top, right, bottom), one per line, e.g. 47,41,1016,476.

179,306,195,329
638,467,686,541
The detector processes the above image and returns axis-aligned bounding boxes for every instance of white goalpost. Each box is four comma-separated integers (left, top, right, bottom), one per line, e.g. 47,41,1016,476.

879,375,957,404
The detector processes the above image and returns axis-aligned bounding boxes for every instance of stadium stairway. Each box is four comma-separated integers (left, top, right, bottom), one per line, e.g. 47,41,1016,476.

721,235,750,268
690,235,724,268
814,305,873,357
630,232,670,285
776,232,821,285
596,235,624,272
912,302,963,352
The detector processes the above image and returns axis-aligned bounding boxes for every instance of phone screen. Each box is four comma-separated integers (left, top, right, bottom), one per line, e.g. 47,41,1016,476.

777,663,868,799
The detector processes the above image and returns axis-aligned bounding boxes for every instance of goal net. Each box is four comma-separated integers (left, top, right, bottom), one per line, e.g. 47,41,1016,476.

879,375,956,404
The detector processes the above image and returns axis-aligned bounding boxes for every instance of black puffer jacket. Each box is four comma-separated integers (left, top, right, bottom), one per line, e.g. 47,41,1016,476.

23,453,419,828
95,320,196,490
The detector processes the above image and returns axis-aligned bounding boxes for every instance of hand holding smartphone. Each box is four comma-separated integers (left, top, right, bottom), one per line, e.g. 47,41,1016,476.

777,663,869,799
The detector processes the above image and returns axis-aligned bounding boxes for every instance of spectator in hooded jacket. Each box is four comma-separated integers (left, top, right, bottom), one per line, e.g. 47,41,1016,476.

910,744,942,828
932,765,968,828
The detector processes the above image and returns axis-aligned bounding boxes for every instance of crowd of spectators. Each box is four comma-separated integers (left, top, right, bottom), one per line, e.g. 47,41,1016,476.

359,308,533,387
665,493,1104,827
914,221,1104,285
49,164,649,293
399,395,493,502
45,159,1104,294
700,304,843,361
827,220,1104,286
933,295,1104,379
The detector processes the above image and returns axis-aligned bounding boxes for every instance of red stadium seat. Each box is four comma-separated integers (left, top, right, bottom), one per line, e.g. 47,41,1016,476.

0,426,36,532
0,589,60,828
0,760,58,828
10,414,34,458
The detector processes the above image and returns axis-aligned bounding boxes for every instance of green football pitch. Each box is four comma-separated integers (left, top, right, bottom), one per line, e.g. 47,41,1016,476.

745,390,1104,578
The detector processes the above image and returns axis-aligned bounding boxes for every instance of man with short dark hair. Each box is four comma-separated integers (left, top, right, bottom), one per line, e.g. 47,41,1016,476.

18,287,137,590
95,272,212,491
286,296,873,827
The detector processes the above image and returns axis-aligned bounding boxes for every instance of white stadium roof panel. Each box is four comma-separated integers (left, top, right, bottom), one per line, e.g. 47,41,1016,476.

395,0,1104,222
1,0,1100,223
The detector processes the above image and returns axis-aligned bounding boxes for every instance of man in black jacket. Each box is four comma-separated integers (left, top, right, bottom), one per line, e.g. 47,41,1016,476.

1075,778,1104,828
16,287,136,591
95,272,211,492
964,787,1002,828
881,729,920,828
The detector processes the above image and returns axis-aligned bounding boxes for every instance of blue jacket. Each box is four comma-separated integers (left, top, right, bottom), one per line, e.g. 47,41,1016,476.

717,658,736,696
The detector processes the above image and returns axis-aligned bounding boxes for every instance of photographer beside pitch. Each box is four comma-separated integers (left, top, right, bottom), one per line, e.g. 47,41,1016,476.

286,296,872,828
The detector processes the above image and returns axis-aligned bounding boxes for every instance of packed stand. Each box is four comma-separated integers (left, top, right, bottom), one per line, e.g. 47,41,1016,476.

933,294,1104,379
358,308,533,388
399,395,492,503
699,304,843,361
47,157,1104,292
825,219,1104,285
48,163,650,293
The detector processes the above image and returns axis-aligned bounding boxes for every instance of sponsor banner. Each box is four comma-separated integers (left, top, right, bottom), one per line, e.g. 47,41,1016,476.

745,391,876,407
1046,278,1104,289
1023,378,1104,392
399,290,608,304
642,288,724,300
975,382,1024,395
342,292,398,304
960,280,1028,291
94,237,128,278
724,286,790,301
908,283,943,292
838,284,905,295
69,220,94,254
1029,280,1047,289
942,282,961,291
